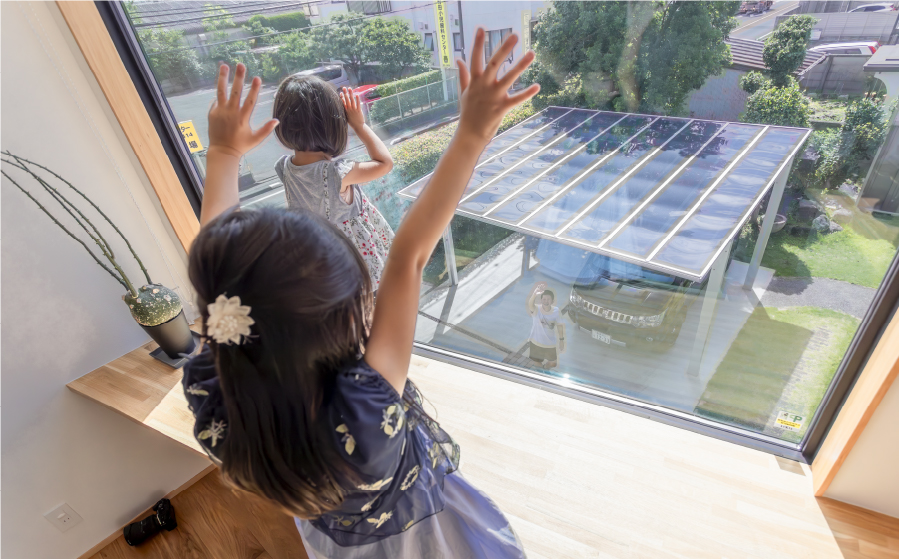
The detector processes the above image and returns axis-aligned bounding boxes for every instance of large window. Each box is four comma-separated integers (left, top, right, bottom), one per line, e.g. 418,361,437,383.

112,1,899,461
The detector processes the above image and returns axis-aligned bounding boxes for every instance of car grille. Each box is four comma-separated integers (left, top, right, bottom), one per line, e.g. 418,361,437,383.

582,301,635,325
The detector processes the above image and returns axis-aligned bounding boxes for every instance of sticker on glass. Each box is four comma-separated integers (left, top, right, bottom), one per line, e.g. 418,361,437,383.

775,411,804,432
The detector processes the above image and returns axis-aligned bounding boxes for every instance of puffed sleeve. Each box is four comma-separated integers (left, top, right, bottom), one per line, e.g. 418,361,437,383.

328,360,406,490
182,346,227,464
333,158,355,180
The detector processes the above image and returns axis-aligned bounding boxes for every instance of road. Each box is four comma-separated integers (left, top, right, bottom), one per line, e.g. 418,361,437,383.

731,0,800,41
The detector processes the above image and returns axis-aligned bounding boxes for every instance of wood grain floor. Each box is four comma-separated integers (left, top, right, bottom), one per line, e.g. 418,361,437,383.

90,355,899,559
89,471,308,559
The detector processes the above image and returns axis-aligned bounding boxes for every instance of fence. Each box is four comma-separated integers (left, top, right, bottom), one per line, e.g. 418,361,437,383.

799,53,872,95
367,77,460,129
774,12,899,44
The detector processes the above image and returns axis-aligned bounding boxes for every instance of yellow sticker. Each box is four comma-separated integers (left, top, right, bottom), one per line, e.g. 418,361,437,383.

178,120,204,153
775,411,804,432
434,1,452,68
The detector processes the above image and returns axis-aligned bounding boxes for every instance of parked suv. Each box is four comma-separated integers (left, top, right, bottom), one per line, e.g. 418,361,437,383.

535,241,701,351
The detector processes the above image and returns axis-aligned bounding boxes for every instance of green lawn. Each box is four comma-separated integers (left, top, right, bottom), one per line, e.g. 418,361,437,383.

695,307,859,443
762,226,896,289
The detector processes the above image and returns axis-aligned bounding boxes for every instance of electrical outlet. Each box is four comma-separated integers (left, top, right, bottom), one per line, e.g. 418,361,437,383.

44,503,83,533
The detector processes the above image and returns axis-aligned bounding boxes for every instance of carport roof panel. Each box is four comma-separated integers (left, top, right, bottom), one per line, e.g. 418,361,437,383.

397,107,810,282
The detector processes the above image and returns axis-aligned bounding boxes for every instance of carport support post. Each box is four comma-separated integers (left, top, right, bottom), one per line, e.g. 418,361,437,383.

687,239,732,378
744,160,791,290
443,226,459,286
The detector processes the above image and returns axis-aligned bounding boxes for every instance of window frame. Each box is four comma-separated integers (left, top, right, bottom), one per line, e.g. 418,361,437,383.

96,1,204,213
97,0,899,465
424,32,435,52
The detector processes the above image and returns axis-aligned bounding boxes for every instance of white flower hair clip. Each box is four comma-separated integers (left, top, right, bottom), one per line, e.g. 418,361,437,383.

206,294,255,345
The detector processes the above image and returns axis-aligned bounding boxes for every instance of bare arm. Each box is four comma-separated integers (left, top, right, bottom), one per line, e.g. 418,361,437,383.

339,87,393,189
556,322,566,353
200,64,278,227
364,29,539,395
526,281,546,316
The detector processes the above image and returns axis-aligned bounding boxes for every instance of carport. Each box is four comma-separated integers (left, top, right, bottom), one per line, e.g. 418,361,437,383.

400,107,810,377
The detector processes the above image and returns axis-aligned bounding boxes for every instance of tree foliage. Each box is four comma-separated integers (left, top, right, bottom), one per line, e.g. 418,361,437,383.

248,11,310,32
762,15,816,86
530,1,739,114
814,99,893,187
742,77,811,127
362,18,430,80
312,14,429,82
138,29,203,87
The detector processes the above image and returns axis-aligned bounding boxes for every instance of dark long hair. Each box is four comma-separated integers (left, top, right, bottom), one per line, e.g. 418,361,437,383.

273,75,348,156
189,208,373,518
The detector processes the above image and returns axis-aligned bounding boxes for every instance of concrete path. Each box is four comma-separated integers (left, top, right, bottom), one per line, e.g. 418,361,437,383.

761,276,877,319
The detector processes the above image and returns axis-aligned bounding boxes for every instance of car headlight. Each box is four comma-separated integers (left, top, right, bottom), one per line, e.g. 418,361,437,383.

634,310,666,328
570,291,584,306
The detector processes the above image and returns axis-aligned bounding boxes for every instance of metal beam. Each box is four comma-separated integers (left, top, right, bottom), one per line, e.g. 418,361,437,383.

744,159,791,290
443,226,459,286
687,239,732,378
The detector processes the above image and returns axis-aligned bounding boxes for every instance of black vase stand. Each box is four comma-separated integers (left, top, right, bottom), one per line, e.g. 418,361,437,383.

149,331,203,369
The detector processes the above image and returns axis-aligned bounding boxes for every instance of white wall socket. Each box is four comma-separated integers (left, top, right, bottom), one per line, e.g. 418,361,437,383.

44,503,83,533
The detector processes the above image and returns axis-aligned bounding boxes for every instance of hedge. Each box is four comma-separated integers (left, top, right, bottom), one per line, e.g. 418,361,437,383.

391,100,538,182
372,69,441,98
248,12,310,32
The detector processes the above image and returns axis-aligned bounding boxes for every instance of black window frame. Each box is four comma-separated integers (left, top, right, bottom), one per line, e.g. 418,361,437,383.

100,0,899,464
96,1,203,217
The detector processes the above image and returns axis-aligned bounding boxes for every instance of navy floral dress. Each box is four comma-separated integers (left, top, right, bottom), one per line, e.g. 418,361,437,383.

182,348,525,557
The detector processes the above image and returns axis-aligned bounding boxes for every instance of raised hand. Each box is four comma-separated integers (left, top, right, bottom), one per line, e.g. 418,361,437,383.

455,28,540,143
207,63,278,159
340,87,365,131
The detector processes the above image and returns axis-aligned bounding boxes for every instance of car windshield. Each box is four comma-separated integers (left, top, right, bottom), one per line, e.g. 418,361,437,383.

575,254,679,289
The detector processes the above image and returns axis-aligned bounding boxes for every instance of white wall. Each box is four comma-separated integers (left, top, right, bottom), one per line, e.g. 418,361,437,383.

1,3,211,558
825,377,899,518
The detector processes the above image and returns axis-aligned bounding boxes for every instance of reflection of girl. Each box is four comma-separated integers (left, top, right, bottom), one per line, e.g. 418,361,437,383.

526,282,565,369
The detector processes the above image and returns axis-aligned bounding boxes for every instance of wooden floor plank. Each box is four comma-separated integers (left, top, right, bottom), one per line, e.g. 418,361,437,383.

87,355,899,559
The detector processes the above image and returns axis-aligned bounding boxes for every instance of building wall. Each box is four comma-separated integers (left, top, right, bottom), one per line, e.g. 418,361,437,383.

1,3,210,558
799,54,871,96
685,68,750,121
825,377,899,518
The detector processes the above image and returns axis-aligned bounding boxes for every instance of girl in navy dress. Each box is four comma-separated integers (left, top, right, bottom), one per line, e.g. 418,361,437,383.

183,29,540,558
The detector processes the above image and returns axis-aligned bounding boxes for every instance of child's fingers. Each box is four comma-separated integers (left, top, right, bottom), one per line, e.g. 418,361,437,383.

470,28,486,77
487,33,518,78
241,77,262,118
215,64,229,106
499,49,535,89
250,119,279,146
456,59,470,93
229,63,246,106
505,83,541,109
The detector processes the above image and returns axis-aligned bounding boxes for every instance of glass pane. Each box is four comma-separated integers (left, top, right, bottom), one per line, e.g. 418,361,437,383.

127,1,899,449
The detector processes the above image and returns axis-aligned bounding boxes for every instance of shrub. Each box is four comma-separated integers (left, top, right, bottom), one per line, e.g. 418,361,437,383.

390,100,537,182
369,70,444,125
813,99,892,187
741,78,811,128
739,71,769,95
248,12,310,32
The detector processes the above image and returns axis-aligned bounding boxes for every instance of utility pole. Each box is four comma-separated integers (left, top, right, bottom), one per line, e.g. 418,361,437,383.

457,0,466,62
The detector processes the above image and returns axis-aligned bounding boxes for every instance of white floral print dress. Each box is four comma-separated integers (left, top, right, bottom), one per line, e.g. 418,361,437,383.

275,155,394,289
183,347,526,558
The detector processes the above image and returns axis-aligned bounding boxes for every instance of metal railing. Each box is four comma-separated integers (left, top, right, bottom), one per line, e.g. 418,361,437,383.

367,76,460,128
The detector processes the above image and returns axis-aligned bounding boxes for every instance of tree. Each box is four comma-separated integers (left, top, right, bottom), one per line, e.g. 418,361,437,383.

739,70,769,94
362,18,430,80
201,4,258,78
313,14,431,83
138,29,203,88
243,18,276,48
742,77,811,127
311,13,369,81
762,15,816,86
531,1,739,114
259,31,317,82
